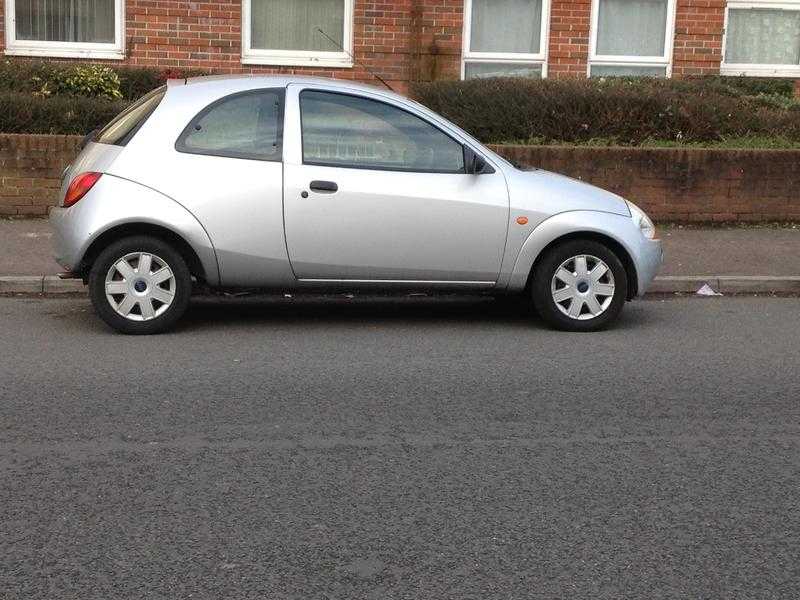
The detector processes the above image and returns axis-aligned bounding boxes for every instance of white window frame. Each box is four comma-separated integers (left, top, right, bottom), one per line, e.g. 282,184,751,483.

3,0,125,59
721,0,800,77
242,0,354,67
461,0,552,79
587,0,677,76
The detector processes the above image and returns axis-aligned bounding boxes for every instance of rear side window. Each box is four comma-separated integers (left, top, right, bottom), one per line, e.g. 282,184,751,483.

95,86,166,146
176,89,283,162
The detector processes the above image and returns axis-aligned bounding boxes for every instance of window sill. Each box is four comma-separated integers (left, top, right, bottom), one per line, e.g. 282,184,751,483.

241,54,353,68
4,46,125,60
721,65,800,78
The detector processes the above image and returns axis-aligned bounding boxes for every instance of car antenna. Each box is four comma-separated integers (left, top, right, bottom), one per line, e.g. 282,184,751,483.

316,28,394,91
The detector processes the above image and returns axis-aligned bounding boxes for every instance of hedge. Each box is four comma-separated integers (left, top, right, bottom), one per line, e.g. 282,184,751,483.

0,60,211,135
0,59,208,100
412,77,800,145
1,57,799,142
0,92,127,135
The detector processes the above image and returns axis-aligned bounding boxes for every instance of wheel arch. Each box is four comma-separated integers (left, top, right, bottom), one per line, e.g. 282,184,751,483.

507,211,640,300
79,223,209,284
527,231,638,300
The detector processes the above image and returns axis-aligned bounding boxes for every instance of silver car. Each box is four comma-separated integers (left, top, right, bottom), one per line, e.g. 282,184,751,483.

50,75,662,334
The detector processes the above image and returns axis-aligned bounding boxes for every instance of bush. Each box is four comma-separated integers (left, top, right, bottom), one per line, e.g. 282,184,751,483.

0,59,209,101
34,65,123,100
116,66,210,99
0,60,214,134
0,92,127,135
412,77,800,145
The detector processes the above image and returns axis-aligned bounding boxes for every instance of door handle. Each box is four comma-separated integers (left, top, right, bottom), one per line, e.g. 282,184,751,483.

309,180,338,193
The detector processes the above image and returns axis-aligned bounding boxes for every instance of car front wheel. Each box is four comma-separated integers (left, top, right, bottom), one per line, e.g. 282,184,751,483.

531,239,628,332
88,236,192,334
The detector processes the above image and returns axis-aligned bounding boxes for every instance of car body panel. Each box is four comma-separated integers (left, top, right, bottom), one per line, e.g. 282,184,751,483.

58,141,124,204
103,82,290,287
50,174,220,284
504,210,663,295
49,75,662,299
281,83,510,282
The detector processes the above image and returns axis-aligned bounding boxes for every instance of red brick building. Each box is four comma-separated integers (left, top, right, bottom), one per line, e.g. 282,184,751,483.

1,0,798,92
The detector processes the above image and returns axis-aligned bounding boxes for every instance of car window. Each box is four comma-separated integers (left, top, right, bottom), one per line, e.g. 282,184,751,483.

176,89,283,161
95,86,166,146
300,90,465,173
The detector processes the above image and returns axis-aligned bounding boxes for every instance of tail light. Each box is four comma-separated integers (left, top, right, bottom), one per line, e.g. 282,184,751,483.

64,172,102,208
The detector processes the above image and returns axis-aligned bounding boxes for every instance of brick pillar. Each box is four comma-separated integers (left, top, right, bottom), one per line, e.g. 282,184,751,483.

547,0,592,78
0,0,5,55
794,79,800,98
410,0,464,84
671,0,725,77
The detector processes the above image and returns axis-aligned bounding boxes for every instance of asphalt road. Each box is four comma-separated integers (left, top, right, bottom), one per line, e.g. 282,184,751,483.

1,295,799,599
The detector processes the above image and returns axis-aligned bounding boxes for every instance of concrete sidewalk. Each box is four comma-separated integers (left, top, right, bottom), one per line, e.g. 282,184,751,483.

1,218,799,294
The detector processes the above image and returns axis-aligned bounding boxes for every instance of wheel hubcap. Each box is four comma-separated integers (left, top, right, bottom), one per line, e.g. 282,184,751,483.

551,254,615,321
104,252,176,322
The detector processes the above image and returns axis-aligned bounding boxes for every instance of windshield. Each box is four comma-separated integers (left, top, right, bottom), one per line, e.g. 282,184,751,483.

95,86,166,146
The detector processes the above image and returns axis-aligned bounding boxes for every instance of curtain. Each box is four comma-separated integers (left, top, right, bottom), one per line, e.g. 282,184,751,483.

470,0,543,54
251,0,344,52
596,0,668,57
15,0,115,43
465,62,543,78
590,64,666,77
726,8,800,65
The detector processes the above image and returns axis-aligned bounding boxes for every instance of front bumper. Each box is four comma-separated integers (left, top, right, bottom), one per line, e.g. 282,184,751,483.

633,237,663,297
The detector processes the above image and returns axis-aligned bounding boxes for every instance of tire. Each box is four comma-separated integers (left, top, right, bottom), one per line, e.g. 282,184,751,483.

531,239,628,332
88,235,192,334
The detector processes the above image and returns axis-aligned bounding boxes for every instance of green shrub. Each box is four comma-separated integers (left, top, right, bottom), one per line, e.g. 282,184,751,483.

412,77,800,145
0,60,218,134
0,92,127,135
0,59,210,101
34,64,123,100
116,66,210,99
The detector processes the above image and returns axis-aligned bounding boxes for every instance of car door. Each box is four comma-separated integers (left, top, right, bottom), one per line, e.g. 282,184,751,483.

124,86,292,287
282,84,509,283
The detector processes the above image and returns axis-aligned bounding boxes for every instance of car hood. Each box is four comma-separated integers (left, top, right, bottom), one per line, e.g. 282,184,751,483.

505,167,631,218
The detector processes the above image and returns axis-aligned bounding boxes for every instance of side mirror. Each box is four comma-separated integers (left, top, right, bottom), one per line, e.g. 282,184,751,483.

464,146,493,175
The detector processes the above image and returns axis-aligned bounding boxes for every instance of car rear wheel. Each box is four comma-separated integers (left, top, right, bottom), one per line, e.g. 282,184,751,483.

89,236,191,334
531,239,628,332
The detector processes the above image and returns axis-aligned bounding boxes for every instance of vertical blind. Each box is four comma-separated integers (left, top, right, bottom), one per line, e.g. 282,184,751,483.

15,0,115,43
251,0,344,52
470,0,543,54
596,0,668,57
726,8,800,65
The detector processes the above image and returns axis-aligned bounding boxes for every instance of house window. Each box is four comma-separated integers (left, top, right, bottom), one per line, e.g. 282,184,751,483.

589,0,676,76
242,0,354,67
4,0,124,59
462,0,550,79
722,2,800,77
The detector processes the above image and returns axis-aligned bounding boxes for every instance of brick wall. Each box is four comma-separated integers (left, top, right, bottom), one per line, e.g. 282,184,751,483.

492,145,800,222
0,135,81,216
547,0,591,78
672,0,725,77
2,134,799,222
0,0,463,94
0,0,731,85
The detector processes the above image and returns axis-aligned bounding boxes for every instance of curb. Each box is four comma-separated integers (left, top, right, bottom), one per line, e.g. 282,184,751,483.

0,275,84,294
1,275,800,296
647,275,800,294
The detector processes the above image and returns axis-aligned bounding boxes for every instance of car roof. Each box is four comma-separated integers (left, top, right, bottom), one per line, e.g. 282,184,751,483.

169,74,393,97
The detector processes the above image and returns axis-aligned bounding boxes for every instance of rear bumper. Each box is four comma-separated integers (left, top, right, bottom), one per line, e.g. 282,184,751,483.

633,237,663,297
49,205,82,273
